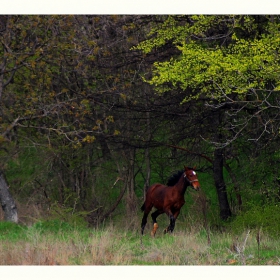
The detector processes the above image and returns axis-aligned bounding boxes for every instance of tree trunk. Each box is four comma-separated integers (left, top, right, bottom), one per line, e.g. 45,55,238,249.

144,146,151,199
144,89,151,199
212,109,232,220
126,149,137,214
213,148,232,220
224,162,242,211
0,170,18,223
0,27,18,223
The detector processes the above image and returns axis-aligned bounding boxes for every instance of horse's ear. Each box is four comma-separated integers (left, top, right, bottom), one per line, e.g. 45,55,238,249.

193,166,197,170
184,166,188,171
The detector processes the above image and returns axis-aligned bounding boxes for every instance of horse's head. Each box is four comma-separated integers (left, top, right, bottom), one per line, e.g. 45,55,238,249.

184,166,200,191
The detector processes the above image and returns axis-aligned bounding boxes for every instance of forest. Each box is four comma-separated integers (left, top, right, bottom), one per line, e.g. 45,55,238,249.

1,15,280,239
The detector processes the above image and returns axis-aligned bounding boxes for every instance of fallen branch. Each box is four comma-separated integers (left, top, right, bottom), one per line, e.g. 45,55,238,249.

98,177,126,224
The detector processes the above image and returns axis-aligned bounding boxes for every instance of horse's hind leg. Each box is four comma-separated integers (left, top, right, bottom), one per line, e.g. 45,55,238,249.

141,214,148,246
151,210,163,237
141,213,148,235
141,204,153,235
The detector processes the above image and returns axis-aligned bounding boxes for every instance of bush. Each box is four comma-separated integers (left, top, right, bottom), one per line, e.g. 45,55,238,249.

230,205,280,238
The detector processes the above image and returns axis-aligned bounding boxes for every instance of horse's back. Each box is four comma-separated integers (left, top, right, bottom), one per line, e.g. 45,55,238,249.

147,183,168,196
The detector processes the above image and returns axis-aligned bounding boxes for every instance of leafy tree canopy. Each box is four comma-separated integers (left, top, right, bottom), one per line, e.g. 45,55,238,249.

135,15,280,102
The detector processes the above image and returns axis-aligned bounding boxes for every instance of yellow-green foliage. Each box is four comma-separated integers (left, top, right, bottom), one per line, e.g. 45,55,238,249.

135,15,280,100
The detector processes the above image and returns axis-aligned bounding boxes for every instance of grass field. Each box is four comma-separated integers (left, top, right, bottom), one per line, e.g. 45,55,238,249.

0,219,280,265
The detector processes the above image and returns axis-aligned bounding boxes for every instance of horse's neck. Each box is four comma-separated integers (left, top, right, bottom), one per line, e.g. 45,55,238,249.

174,175,188,195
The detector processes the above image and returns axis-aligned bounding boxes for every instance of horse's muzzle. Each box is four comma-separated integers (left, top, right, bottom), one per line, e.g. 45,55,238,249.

191,181,200,191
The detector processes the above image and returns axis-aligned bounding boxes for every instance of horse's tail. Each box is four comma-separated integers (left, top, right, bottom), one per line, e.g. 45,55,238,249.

141,202,145,212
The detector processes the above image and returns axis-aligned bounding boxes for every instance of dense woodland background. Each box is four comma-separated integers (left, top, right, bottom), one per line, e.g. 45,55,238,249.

1,15,280,235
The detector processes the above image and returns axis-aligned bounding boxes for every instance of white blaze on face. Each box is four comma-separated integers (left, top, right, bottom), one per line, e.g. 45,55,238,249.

192,171,196,175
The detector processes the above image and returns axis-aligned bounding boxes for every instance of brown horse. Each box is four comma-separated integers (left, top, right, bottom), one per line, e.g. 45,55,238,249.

141,166,200,237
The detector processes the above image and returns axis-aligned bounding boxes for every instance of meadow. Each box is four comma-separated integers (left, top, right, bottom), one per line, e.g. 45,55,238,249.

0,219,280,265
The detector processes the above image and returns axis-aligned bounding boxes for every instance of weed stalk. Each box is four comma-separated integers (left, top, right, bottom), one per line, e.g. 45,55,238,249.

256,227,261,265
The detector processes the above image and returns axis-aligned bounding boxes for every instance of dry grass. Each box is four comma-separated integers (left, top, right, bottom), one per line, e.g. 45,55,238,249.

0,222,280,265
0,202,279,265
0,225,135,265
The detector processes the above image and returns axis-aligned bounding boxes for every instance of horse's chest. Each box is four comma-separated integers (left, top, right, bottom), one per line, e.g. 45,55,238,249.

168,195,185,209
173,200,185,209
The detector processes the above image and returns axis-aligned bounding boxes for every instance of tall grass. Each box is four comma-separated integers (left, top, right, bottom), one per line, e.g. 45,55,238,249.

0,220,279,265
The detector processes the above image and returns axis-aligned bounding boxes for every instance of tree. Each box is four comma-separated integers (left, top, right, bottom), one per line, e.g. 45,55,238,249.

0,171,18,222
5,15,280,225
0,15,166,223
0,15,103,220
136,15,280,145
135,15,280,219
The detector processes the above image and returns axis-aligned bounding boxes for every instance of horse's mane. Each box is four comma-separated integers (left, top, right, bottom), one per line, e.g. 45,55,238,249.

166,170,184,186
166,167,194,186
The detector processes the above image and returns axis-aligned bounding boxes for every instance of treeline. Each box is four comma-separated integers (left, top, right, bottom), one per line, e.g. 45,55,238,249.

1,15,280,229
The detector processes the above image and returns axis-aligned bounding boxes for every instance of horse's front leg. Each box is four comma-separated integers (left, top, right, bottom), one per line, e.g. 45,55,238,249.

164,210,180,234
163,216,174,234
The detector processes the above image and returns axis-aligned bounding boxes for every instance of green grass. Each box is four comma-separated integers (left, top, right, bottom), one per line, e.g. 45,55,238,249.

0,219,280,265
0,221,27,241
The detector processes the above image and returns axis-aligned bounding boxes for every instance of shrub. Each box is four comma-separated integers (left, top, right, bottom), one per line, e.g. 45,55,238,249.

230,205,280,238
